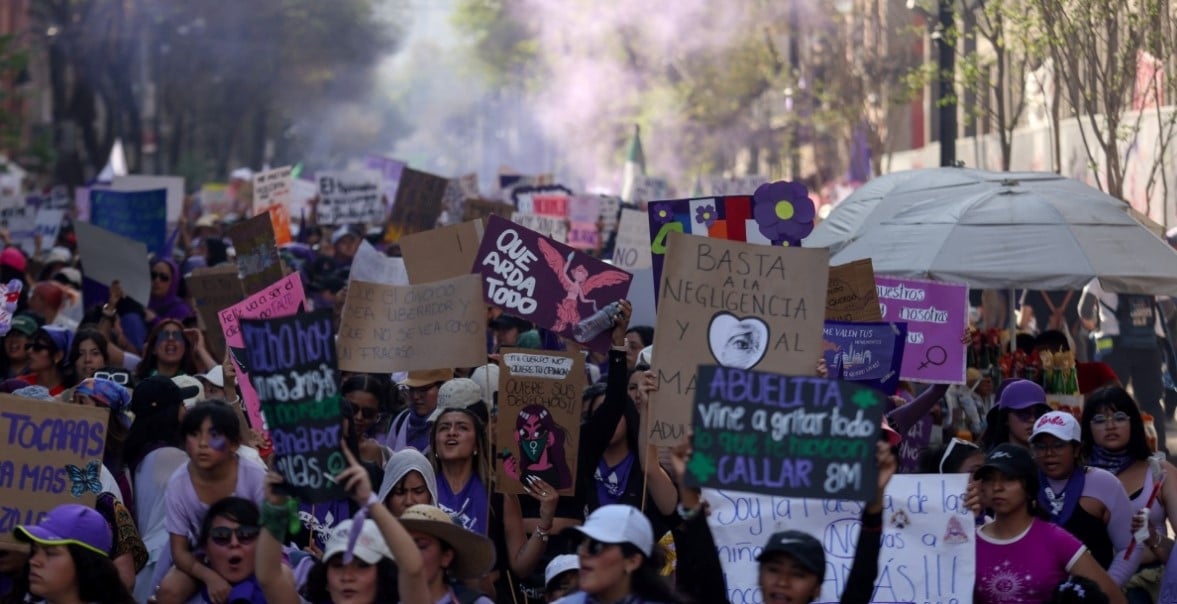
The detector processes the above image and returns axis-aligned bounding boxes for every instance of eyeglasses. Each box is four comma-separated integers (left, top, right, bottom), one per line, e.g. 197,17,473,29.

93,371,130,385
150,271,171,282
208,525,260,546
1031,440,1071,455
24,343,49,352
158,331,185,342
1091,411,1131,426
939,437,979,473
577,538,617,557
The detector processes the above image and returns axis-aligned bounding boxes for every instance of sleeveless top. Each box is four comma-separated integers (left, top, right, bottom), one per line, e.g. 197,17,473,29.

1063,502,1113,569
1128,464,1167,532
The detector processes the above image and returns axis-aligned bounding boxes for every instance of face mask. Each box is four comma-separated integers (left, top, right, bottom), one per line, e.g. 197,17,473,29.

521,434,546,462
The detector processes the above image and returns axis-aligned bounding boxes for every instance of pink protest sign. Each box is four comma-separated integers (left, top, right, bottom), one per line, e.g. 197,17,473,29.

876,276,968,384
474,215,632,353
218,273,307,432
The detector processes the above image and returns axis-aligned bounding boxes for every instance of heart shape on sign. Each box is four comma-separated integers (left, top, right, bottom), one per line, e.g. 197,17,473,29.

707,312,770,370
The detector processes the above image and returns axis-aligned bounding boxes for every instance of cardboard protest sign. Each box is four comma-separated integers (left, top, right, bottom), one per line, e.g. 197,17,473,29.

316,171,382,226
474,215,632,353
218,273,306,434
0,396,108,548
822,321,907,394
228,213,285,296
495,349,584,496
567,195,601,250
612,208,653,270
689,365,883,501
705,474,976,604
876,276,968,384
90,188,167,253
74,222,150,306
649,231,828,446
112,175,185,224
240,309,344,502
826,259,883,322
337,275,485,373
253,167,292,216
512,213,568,244
389,167,448,237
187,265,245,360
463,198,515,223
364,155,405,209
400,220,484,284
351,240,408,286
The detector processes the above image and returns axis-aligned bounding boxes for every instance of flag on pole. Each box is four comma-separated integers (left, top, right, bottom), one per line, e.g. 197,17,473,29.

620,125,645,203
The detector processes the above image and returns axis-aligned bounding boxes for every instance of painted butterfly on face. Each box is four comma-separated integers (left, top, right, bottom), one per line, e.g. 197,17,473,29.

66,460,103,498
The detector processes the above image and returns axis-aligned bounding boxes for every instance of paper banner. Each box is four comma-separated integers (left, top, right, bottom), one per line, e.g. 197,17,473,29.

240,309,344,503
0,396,108,549
822,321,907,395
389,167,449,238
228,213,284,296
612,208,653,270
74,222,150,306
474,215,632,354
218,273,306,434
495,348,584,496
512,213,568,244
400,220,484,284
112,175,185,224
90,188,167,253
648,231,828,446
316,171,383,226
463,198,515,223
351,240,408,286
705,473,975,604
253,166,292,217
337,275,486,373
187,265,245,361
364,155,406,211
826,259,883,322
689,365,883,501
876,276,968,384
511,185,573,215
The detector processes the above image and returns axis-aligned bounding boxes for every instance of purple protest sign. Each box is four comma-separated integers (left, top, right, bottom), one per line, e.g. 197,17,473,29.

876,276,968,384
822,321,907,394
474,215,632,353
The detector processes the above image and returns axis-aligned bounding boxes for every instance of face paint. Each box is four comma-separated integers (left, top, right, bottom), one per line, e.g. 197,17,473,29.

209,432,228,452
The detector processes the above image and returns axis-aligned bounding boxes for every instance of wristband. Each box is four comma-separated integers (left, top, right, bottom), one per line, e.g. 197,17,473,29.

260,499,299,541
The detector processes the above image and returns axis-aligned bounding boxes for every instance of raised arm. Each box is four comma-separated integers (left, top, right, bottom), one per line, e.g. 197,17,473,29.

255,472,301,603
885,384,949,435
840,441,897,604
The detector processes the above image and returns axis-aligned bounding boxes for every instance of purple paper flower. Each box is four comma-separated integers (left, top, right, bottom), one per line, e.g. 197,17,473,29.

752,180,815,245
694,204,717,228
651,202,675,224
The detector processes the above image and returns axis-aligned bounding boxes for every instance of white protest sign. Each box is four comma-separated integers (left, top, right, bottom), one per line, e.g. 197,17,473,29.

0,174,21,210
501,352,575,379
30,209,65,256
612,208,652,270
253,166,292,215
706,474,974,604
74,222,150,305
0,207,34,255
511,213,568,244
350,240,408,286
112,175,185,224
316,170,383,226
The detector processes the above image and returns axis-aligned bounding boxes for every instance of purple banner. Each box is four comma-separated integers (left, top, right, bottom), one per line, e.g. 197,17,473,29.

876,276,968,384
474,215,632,353
822,321,907,395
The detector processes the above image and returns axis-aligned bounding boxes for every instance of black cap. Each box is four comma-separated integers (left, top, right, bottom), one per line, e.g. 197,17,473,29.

973,443,1037,482
130,375,195,416
757,530,825,578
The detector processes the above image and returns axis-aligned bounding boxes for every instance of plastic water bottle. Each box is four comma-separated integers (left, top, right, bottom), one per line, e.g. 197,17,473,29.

573,301,621,343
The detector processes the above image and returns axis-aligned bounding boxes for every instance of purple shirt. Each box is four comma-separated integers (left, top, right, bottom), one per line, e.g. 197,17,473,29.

437,473,489,536
975,518,1085,604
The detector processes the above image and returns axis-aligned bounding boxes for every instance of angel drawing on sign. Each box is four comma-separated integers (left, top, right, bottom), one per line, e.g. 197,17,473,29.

538,239,629,332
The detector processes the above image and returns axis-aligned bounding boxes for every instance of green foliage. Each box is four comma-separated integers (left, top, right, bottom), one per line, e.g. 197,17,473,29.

0,34,29,156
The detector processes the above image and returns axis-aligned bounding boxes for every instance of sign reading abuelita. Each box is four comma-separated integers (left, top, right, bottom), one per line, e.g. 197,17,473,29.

688,365,883,502
240,309,344,502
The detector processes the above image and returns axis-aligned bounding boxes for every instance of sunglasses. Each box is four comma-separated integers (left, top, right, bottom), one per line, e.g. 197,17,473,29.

151,271,171,282
1011,406,1049,423
93,371,130,385
577,537,617,557
348,403,382,421
1091,411,1130,426
208,525,260,546
158,331,185,342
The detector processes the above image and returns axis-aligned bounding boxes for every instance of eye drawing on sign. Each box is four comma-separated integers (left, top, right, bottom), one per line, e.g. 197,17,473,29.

538,239,629,332
707,312,770,369
501,405,573,489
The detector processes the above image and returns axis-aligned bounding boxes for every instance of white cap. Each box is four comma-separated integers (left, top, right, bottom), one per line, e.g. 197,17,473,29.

544,554,579,588
428,378,483,423
198,365,225,389
322,519,393,564
637,345,654,367
469,364,500,401
568,504,654,557
171,375,205,408
45,246,72,265
1031,411,1081,443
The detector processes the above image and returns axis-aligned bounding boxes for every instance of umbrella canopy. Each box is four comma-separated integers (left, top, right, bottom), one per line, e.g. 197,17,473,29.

824,172,1177,295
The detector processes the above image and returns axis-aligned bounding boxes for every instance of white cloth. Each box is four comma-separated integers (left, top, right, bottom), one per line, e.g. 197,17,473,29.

98,464,125,503
131,447,189,602
1079,278,1163,339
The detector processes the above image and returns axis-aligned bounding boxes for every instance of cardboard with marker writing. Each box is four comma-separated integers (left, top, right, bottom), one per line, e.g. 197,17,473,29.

252,166,292,216
399,219,485,284
648,231,829,447
316,171,383,226
0,396,108,549
688,365,883,501
826,259,883,322
474,215,632,354
389,167,449,237
240,309,343,502
228,213,285,296
337,275,486,374
187,264,245,360
494,348,584,496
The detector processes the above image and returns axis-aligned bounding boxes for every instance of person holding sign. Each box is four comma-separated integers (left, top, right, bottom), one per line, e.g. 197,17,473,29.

12,503,136,604
971,444,1124,604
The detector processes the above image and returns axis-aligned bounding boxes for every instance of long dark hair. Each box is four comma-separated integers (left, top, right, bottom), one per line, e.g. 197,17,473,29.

22,544,135,604
621,545,688,604
301,557,399,604
341,373,397,435
135,318,197,380
1081,386,1152,461
430,408,491,486
28,327,76,387
124,396,185,473
67,327,110,376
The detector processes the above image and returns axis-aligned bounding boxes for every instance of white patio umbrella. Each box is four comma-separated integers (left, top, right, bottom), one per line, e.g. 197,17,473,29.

824,172,1177,295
